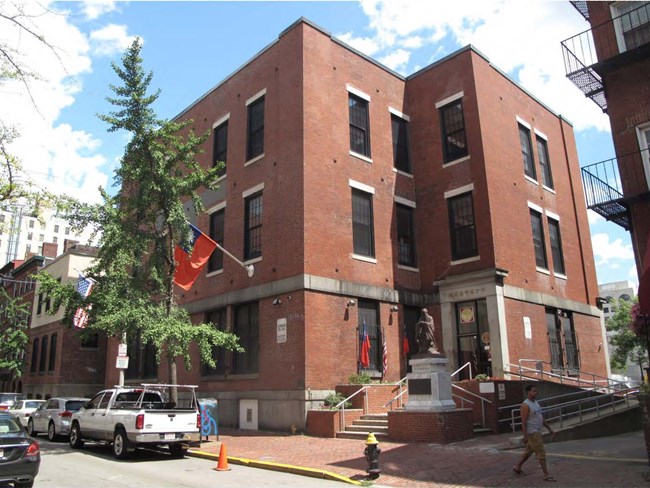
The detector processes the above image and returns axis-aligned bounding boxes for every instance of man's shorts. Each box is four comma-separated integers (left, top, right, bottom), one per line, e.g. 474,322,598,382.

524,431,546,460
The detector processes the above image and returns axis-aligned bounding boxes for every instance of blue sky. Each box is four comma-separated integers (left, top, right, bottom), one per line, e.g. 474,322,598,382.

0,0,638,289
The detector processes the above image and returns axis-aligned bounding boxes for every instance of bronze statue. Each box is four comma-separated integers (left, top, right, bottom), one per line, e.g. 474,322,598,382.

415,308,440,355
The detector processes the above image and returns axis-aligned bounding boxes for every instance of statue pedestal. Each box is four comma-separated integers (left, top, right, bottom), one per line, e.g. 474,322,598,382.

405,356,456,411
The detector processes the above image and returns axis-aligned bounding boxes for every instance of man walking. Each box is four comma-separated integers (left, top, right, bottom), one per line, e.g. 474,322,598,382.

513,385,556,482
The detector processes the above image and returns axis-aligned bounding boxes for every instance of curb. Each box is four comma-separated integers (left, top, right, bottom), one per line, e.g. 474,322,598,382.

187,449,363,485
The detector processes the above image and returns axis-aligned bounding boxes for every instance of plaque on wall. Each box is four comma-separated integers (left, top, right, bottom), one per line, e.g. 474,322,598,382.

408,379,432,395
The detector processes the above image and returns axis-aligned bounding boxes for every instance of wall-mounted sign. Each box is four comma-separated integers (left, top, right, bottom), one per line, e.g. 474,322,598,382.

459,306,475,324
118,343,127,357
479,382,495,394
498,383,506,400
115,356,129,369
523,316,532,339
277,318,287,344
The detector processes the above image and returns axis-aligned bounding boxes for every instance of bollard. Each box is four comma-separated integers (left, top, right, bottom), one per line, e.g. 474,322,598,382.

363,432,381,480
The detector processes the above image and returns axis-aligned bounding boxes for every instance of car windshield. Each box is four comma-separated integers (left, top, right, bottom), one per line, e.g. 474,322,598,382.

65,400,85,411
25,401,42,409
0,417,22,433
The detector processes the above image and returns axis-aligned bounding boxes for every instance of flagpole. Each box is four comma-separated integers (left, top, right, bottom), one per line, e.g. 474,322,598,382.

216,243,255,278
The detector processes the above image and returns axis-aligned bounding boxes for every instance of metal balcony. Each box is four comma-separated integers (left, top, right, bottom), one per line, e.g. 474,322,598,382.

581,149,650,231
562,2,650,113
570,1,590,21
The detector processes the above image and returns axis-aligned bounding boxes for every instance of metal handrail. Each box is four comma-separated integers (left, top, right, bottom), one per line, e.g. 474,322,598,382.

452,383,493,428
451,361,473,379
383,376,408,410
334,386,369,432
502,387,636,433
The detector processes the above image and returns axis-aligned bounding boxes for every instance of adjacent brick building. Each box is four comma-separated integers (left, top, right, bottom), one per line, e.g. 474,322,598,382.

102,18,607,431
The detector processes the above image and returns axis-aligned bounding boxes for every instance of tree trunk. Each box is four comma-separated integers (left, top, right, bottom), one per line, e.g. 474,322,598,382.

168,358,178,404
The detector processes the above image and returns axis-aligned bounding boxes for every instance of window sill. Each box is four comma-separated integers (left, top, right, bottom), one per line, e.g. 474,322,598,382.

397,264,419,272
349,151,373,164
244,153,265,167
221,373,259,380
536,266,551,275
244,256,263,265
206,269,224,278
214,173,227,184
554,272,567,280
542,185,555,194
393,168,413,178
451,255,480,265
443,155,470,168
524,175,539,185
352,253,377,264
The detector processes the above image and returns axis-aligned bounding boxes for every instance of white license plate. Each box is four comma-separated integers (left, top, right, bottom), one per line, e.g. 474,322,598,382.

164,434,175,440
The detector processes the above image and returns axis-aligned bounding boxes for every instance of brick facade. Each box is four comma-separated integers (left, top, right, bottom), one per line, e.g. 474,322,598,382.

387,409,474,443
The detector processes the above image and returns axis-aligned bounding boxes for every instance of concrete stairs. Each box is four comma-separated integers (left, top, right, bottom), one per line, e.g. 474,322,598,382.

336,413,389,440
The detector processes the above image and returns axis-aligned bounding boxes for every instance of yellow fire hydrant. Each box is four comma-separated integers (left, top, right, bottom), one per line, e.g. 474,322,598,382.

363,432,381,479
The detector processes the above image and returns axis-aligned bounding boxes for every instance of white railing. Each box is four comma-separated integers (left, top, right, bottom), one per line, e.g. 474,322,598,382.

451,361,473,380
383,376,408,410
452,383,492,428
335,386,369,432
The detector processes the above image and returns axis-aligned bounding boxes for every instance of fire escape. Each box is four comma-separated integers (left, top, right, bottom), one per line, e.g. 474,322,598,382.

561,1,650,231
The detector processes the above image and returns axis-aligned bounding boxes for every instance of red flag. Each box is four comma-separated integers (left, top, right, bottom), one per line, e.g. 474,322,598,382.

173,223,217,291
638,227,650,314
402,328,410,355
360,320,370,368
382,333,388,376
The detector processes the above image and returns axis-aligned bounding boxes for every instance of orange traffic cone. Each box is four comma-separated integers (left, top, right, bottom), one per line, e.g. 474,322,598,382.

214,442,231,471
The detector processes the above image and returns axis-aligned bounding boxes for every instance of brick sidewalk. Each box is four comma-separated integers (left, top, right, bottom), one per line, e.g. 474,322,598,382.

189,429,649,487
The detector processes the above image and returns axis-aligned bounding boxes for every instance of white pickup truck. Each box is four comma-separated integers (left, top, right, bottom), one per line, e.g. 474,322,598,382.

69,384,200,459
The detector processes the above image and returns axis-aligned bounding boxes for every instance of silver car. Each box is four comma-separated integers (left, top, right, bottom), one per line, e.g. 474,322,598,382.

8,400,46,427
27,398,88,441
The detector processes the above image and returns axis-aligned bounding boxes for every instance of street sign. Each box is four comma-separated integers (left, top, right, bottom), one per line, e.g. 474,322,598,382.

115,356,129,369
118,343,127,357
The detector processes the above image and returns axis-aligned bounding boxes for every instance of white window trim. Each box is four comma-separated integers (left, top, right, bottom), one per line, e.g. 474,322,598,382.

213,113,230,129
242,182,265,199
435,91,464,109
527,201,543,213
516,116,532,130
536,266,551,275
524,175,539,186
346,84,371,102
244,256,263,266
635,122,650,190
534,128,548,141
554,272,568,281
206,269,224,278
451,255,480,266
207,201,226,214
393,168,414,178
351,253,377,264
388,107,410,121
394,196,416,208
349,179,375,194
546,210,560,222
397,264,419,272
246,88,266,106
349,151,373,164
443,155,471,168
244,153,265,167
444,183,474,200
542,185,556,195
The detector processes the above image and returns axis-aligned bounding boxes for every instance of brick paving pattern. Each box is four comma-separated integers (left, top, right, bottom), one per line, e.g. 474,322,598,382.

192,429,648,487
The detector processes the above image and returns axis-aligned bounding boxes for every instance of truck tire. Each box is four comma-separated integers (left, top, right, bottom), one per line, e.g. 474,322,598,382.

113,428,130,460
169,443,187,458
69,423,84,449
15,481,34,488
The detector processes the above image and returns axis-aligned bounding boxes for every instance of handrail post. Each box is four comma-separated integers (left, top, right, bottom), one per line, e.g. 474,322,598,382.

364,386,368,415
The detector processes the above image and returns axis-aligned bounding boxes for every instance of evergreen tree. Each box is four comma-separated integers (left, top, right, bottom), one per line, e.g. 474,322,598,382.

38,39,241,398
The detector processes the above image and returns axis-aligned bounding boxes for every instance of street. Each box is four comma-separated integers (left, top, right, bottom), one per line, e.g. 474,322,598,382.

32,438,342,488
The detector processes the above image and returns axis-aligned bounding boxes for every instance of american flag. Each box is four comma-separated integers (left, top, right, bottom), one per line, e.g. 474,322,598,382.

73,274,94,329
382,331,388,376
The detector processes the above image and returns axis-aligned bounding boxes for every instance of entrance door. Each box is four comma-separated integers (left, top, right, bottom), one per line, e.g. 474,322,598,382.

456,299,491,379
546,309,564,370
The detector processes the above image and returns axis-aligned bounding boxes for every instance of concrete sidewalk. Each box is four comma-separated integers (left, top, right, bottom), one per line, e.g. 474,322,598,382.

188,428,649,487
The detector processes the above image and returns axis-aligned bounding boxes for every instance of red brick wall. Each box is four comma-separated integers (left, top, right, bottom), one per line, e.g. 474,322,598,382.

306,408,363,437
335,384,407,414
388,409,473,443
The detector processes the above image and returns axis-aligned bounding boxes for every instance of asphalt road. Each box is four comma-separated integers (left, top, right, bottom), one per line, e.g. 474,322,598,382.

31,437,343,488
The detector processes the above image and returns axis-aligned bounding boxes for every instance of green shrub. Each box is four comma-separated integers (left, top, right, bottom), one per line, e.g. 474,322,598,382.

348,372,371,384
323,393,351,409
474,374,489,381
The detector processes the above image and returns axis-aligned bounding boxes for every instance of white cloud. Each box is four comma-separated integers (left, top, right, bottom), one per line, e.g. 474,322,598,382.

90,24,137,57
336,32,380,56
82,0,119,20
0,1,109,204
591,233,635,265
353,0,610,132
588,210,605,225
379,49,410,72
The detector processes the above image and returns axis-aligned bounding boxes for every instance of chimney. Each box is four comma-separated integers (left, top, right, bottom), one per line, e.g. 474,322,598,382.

41,242,58,258
63,239,79,252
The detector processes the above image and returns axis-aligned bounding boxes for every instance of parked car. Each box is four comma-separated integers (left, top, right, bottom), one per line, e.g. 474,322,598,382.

9,400,46,427
0,411,40,488
0,393,26,411
27,397,89,441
